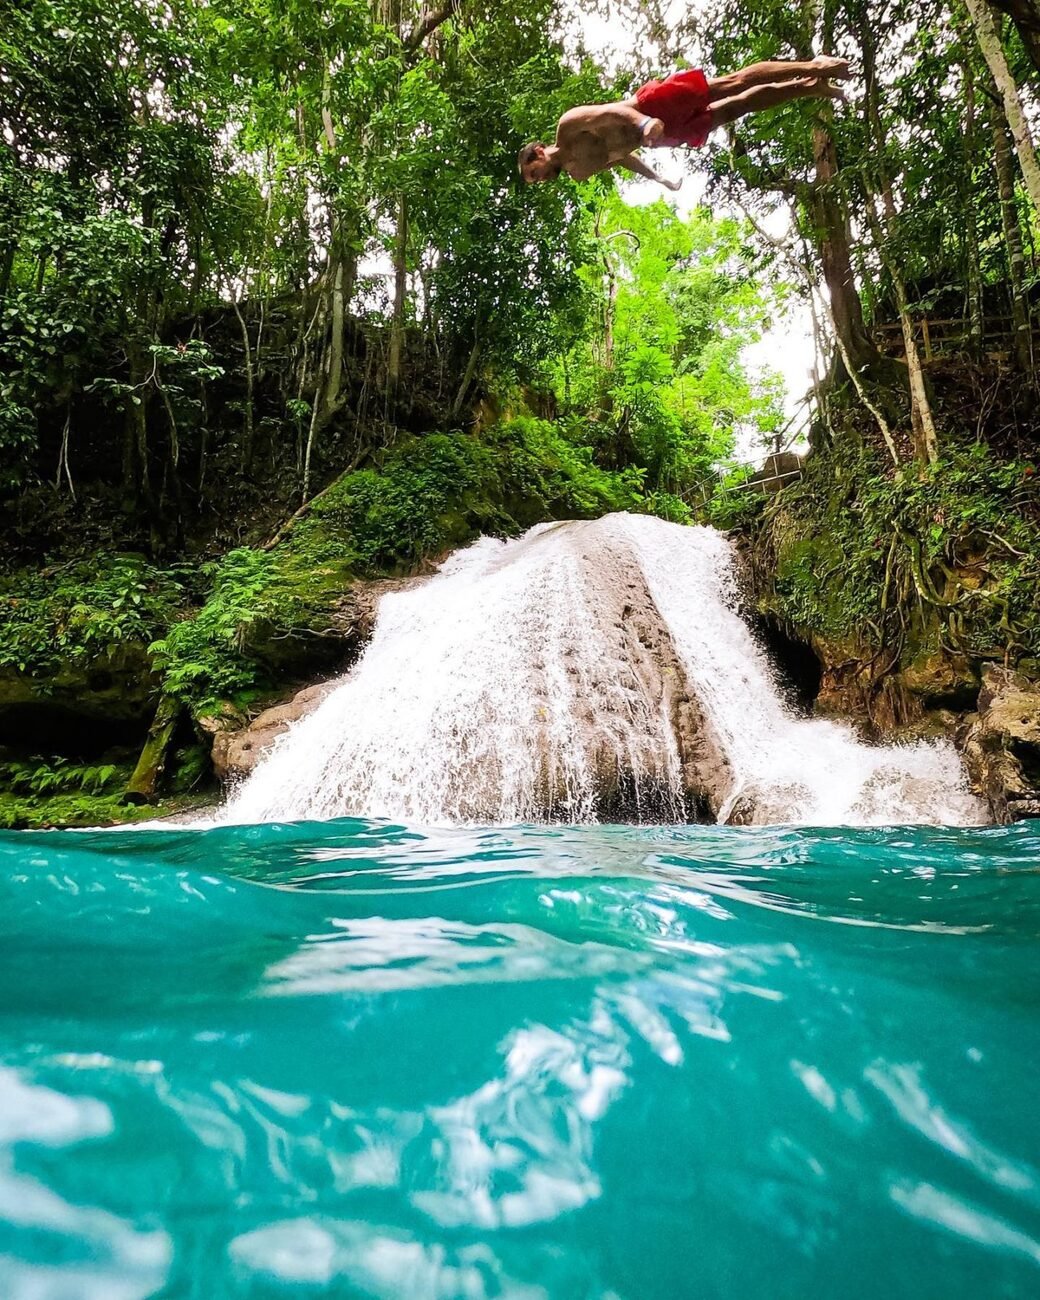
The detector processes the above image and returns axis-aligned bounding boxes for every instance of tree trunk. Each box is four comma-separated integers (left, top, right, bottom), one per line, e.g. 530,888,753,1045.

388,195,408,390
859,4,938,462
325,252,346,413
782,7,877,374
961,62,986,354
55,404,74,498
604,269,617,371
0,242,14,303
599,229,638,372
861,185,936,462
405,1,461,51
990,0,1040,73
124,338,152,502
893,258,938,464
124,695,181,804
451,331,480,419
229,292,256,469
809,125,877,372
990,92,1034,371
965,0,1040,213
302,337,326,502
828,304,901,466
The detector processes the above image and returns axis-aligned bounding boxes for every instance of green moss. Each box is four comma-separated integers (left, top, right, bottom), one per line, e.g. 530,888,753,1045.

752,431,1040,665
149,545,356,712
771,533,870,641
0,790,214,830
1,417,698,740
305,420,646,571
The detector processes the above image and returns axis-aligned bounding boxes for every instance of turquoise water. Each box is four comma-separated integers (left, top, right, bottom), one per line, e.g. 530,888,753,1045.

0,819,1039,1298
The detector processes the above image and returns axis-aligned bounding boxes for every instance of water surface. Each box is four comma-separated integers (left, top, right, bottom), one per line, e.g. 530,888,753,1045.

1,819,1038,1297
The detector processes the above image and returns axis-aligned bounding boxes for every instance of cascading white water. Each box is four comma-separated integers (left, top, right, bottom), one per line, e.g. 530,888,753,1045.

222,513,986,827
617,514,982,825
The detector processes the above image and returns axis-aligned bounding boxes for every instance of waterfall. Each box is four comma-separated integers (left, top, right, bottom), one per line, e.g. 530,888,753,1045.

222,514,985,827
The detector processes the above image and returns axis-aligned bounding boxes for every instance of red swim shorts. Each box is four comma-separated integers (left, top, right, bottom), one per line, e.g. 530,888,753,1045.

634,68,713,149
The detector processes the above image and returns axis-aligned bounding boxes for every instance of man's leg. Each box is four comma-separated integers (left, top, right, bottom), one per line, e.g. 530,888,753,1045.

709,76,843,127
705,56,849,104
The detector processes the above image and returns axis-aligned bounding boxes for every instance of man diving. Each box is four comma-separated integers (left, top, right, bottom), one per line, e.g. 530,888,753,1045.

518,56,851,190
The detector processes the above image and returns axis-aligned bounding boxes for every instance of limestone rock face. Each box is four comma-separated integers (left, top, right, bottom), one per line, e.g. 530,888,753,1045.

207,579,390,784
240,582,379,678
211,683,333,783
745,451,804,495
900,650,981,709
960,666,1040,822
218,515,984,830
212,540,736,819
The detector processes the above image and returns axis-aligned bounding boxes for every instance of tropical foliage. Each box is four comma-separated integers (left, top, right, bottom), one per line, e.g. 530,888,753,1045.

4,0,1040,821
0,0,780,543
697,0,1040,463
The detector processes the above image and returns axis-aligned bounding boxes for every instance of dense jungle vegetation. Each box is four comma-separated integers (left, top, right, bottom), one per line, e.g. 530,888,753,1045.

2,0,1039,824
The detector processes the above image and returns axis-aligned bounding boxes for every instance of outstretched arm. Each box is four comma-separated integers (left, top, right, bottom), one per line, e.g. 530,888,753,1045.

615,153,682,191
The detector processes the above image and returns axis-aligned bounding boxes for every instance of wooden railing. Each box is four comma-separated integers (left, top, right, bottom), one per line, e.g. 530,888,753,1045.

875,316,1039,361
688,456,805,505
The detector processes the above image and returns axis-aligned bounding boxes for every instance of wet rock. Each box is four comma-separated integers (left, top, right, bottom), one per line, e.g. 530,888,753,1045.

960,666,1040,822
241,583,379,678
194,700,248,743
606,575,733,820
900,649,980,710
218,519,738,822
211,683,333,783
207,578,400,784
726,781,813,826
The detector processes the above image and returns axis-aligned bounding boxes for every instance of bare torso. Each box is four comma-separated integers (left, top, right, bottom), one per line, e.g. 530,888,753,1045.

554,101,645,181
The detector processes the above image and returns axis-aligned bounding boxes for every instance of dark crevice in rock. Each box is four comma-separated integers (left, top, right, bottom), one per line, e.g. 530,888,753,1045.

0,703,148,758
1010,739,1040,787
750,614,823,714
590,774,712,825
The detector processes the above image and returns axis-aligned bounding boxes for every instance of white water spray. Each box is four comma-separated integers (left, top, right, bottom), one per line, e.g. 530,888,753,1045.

223,514,985,827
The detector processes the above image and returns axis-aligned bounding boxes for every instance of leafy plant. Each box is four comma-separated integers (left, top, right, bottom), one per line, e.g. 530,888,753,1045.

1,758,123,797
0,556,186,676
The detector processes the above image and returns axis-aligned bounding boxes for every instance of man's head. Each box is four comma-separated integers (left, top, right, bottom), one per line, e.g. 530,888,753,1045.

518,142,561,183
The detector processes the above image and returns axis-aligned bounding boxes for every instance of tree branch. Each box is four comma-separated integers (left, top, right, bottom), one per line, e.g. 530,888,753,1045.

405,1,461,52
725,130,807,198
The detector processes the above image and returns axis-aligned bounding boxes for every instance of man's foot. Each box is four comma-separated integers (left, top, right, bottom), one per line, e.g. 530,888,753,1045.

792,75,846,102
810,54,852,79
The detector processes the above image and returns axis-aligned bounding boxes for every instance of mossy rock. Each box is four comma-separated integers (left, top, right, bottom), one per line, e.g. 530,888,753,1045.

899,650,981,710
0,643,157,753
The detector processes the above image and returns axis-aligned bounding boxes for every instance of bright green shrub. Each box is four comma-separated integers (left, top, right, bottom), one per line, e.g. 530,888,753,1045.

0,555,185,675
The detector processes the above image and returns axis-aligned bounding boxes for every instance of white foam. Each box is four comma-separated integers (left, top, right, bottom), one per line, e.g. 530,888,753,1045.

222,514,985,827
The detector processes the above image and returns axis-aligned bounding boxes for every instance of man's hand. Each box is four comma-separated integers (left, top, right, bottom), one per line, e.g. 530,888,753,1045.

616,154,682,191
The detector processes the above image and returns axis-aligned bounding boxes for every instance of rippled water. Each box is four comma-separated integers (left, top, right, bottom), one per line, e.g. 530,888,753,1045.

1,819,1039,1297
